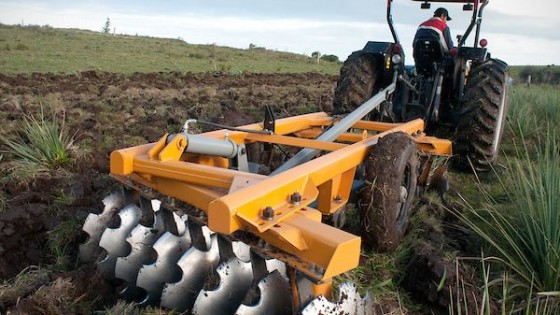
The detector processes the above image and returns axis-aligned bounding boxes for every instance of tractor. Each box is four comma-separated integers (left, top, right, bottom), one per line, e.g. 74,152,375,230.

334,0,510,172
80,0,510,314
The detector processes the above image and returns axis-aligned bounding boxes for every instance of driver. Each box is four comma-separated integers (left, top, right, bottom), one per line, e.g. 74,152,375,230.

413,7,454,54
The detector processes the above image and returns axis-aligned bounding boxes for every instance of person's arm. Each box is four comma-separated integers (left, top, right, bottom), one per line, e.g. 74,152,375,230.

443,26,454,51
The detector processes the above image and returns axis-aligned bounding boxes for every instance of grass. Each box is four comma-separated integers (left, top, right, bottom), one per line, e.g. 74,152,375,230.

0,105,76,177
453,129,560,312
507,85,560,147
47,218,81,270
102,301,178,315
509,65,560,85
0,24,341,75
0,266,50,305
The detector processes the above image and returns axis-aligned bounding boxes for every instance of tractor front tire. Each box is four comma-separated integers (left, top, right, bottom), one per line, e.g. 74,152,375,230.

359,132,419,252
453,58,511,172
333,51,382,114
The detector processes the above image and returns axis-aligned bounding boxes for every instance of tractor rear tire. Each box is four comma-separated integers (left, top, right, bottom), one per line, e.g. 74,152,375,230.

333,51,382,114
453,58,511,172
359,132,419,252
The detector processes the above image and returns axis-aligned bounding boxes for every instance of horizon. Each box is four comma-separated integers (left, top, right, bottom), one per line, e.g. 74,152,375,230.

1,0,559,66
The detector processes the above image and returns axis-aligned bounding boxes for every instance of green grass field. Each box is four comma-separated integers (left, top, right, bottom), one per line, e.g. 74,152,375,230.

0,24,341,74
3,23,558,81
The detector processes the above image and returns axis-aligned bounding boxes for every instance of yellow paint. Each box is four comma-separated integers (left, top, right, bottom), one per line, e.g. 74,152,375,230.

109,112,452,285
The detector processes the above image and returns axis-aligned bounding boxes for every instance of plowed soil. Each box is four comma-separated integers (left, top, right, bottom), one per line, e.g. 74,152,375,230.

0,71,337,313
0,71,485,314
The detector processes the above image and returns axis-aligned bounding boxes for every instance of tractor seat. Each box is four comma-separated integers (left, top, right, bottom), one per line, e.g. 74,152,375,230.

413,39,445,76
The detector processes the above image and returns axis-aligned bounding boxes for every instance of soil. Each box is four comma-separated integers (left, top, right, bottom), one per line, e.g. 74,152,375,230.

0,71,485,314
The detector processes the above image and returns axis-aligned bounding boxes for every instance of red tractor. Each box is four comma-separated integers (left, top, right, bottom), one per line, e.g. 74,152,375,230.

333,0,510,172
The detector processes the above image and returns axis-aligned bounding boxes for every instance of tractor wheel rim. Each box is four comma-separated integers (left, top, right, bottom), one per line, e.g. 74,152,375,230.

396,164,412,230
492,78,508,158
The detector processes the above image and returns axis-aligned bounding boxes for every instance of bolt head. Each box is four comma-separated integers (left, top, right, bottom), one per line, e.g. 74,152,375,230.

290,192,302,204
334,194,343,203
262,206,275,220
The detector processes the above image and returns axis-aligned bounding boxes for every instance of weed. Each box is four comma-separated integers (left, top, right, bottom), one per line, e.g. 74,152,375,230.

0,105,76,176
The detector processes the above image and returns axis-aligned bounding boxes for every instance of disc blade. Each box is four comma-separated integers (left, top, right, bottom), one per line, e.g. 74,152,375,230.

300,282,374,315
79,193,123,262
115,211,164,300
160,234,220,312
97,204,142,279
136,226,191,306
235,271,292,315
192,257,253,315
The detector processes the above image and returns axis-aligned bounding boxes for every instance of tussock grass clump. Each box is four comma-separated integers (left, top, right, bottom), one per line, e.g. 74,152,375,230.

457,131,560,312
0,106,76,176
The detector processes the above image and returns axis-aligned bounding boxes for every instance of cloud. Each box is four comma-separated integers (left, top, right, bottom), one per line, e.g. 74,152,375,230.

0,0,558,65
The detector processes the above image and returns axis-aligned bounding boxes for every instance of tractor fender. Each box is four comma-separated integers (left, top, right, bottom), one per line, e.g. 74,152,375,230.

457,47,487,61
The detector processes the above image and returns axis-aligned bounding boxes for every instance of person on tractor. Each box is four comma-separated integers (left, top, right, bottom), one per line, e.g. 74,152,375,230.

413,7,454,55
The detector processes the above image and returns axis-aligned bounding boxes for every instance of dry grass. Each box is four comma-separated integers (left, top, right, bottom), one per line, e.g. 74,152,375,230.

0,266,50,305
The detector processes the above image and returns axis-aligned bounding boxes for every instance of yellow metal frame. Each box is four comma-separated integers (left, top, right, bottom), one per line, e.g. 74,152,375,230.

110,112,452,282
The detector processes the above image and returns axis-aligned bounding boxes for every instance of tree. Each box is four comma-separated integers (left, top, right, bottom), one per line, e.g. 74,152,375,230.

311,51,321,63
320,54,340,63
102,18,111,34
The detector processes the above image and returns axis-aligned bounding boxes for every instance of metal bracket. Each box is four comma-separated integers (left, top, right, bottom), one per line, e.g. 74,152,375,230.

236,144,250,172
264,105,276,134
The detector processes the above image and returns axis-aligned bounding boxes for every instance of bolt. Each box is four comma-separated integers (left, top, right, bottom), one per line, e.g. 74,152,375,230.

258,239,267,248
290,192,302,205
334,194,343,203
262,206,275,220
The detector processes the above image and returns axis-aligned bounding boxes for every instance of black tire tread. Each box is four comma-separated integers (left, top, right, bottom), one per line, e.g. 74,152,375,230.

359,132,419,252
453,58,510,172
332,51,382,114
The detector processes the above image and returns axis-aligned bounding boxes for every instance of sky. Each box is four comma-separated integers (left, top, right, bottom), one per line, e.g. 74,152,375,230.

1,0,559,65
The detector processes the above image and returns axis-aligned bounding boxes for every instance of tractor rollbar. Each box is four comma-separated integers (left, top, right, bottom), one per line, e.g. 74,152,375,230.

458,0,486,47
473,0,489,48
386,0,400,44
